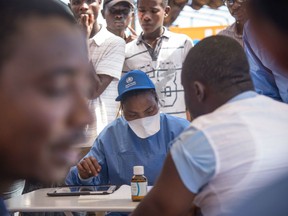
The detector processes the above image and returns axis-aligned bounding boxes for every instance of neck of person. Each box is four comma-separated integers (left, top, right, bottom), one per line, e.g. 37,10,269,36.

90,21,101,38
143,26,164,46
235,20,245,36
201,85,254,118
107,26,126,39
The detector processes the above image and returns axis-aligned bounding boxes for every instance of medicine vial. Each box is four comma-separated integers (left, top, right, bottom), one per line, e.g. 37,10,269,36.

131,166,147,202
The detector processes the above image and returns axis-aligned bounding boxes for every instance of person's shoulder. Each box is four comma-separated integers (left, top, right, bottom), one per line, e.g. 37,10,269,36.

98,28,125,46
125,37,145,58
168,31,192,42
161,113,190,127
258,94,288,109
218,27,230,37
106,34,126,46
125,37,139,50
165,31,193,49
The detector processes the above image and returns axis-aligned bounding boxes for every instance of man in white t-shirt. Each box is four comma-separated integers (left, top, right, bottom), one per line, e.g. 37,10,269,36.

131,36,288,216
123,0,193,119
69,0,126,147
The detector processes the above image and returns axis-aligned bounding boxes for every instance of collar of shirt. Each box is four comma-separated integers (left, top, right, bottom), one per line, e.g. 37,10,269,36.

90,25,114,46
228,91,258,104
136,27,171,45
136,27,171,61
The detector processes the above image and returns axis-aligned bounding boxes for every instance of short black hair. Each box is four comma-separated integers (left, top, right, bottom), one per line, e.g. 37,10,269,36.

0,0,76,69
249,0,288,34
121,89,158,104
182,35,253,93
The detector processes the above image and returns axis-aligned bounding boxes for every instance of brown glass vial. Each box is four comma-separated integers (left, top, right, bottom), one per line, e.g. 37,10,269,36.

131,166,148,202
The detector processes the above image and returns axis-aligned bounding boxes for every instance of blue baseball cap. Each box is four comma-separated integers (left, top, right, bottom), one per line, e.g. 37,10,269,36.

115,70,155,101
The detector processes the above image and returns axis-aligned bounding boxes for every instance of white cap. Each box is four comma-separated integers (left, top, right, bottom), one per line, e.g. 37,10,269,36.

133,166,144,175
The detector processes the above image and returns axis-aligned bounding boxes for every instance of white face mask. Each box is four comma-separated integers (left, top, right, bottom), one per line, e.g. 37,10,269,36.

126,112,160,139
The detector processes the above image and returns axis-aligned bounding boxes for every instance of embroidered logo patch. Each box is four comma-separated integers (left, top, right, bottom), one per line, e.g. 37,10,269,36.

126,77,134,84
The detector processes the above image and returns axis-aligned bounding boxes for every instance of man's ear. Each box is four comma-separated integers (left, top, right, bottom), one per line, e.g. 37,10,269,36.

193,81,205,103
164,5,171,17
155,94,159,104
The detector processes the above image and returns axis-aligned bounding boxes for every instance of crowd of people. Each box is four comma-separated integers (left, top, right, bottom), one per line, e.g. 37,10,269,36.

0,0,288,216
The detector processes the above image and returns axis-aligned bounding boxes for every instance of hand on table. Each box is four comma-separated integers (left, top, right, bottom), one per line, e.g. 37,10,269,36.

77,156,102,179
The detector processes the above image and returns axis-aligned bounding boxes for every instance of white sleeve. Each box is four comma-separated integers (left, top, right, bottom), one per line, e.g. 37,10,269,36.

183,36,194,62
96,38,126,80
171,126,216,194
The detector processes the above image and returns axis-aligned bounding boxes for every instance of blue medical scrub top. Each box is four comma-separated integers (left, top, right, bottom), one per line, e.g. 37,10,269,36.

0,198,9,216
243,22,288,103
66,113,189,186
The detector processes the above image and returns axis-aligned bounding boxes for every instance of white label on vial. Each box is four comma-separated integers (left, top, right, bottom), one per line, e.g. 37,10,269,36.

131,182,147,196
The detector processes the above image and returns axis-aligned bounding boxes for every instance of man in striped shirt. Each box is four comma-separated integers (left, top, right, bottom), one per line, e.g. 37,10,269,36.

123,0,193,119
70,0,126,148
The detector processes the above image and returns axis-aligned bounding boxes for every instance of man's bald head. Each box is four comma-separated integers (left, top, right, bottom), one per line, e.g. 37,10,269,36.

182,35,253,119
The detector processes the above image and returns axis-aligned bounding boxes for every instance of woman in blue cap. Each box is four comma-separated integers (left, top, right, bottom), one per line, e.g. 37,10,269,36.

66,70,189,189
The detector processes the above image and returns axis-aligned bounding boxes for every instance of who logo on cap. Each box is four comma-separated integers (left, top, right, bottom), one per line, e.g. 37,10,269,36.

115,70,155,101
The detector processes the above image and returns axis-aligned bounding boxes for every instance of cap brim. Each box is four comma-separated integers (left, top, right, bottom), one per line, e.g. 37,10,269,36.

105,0,134,8
115,86,155,101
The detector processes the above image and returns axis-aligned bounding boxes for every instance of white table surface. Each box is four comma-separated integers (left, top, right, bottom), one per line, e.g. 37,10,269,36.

5,185,139,213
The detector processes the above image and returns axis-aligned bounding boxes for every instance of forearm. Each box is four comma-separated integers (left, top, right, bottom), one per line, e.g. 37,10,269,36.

65,166,85,185
88,73,101,99
131,189,173,216
132,189,193,216
88,72,113,100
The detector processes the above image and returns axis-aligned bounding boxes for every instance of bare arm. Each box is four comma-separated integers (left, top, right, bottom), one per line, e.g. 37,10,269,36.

131,154,195,216
87,62,114,100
